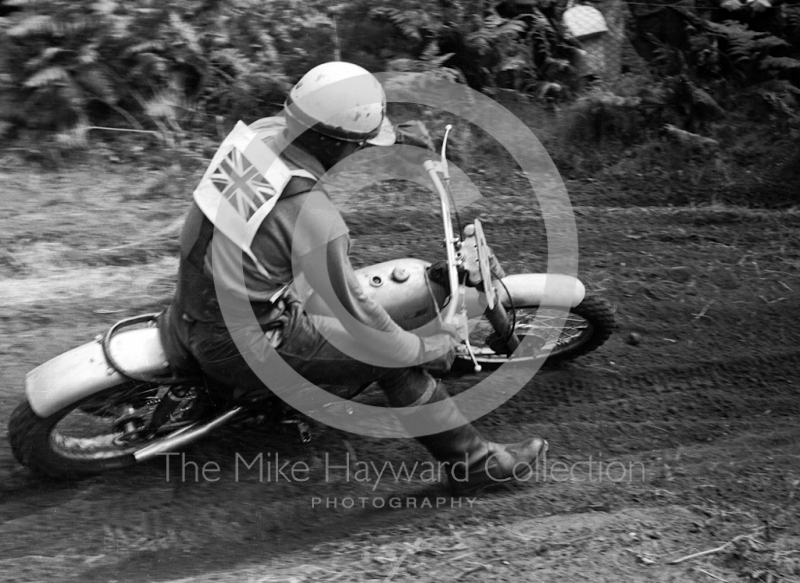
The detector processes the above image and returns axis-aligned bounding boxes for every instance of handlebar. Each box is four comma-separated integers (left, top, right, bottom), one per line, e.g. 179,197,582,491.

425,125,518,362
423,160,460,324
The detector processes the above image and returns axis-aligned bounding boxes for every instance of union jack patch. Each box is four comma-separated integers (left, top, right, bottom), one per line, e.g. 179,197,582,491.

209,148,276,221
193,120,315,276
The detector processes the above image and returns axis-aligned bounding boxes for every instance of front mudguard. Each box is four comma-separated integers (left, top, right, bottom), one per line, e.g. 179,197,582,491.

25,327,171,419
464,273,586,316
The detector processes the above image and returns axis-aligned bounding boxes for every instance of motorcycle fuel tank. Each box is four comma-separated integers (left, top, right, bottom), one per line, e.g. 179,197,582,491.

355,258,448,330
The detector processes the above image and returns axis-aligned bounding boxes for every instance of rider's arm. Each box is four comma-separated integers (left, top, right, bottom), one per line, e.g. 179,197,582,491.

315,232,423,364
249,188,456,367
302,229,460,369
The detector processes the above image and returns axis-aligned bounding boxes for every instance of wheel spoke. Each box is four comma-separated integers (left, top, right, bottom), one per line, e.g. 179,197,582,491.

467,307,594,364
49,383,203,461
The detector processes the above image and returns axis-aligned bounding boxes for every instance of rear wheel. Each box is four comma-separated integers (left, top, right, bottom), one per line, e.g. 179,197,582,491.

455,293,615,370
8,380,211,478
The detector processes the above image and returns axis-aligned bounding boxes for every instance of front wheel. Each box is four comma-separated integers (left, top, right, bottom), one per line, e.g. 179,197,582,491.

455,293,615,371
8,380,212,478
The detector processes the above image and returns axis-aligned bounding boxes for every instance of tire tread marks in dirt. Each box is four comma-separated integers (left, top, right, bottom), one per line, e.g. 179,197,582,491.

492,349,800,455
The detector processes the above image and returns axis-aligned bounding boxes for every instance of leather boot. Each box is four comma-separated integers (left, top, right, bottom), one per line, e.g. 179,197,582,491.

385,372,547,495
416,423,548,495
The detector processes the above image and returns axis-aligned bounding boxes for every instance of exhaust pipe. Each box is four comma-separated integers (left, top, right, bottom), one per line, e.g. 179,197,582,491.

133,407,244,462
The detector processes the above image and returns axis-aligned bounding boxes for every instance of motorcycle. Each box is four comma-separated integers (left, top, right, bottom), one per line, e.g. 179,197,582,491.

8,125,615,478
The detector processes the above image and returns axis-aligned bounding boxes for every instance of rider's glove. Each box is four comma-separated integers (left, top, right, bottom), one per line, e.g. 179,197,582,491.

417,321,462,373
395,121,436,151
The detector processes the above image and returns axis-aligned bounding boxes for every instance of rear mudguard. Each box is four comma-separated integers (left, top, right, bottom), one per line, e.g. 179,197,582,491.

26,327,170,419
26,258,585,419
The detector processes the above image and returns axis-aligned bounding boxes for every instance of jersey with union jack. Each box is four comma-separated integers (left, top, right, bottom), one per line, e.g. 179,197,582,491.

193,120,316,278
209,147,276,221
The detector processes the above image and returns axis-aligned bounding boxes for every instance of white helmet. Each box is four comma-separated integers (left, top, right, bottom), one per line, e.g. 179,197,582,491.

284,61,396,146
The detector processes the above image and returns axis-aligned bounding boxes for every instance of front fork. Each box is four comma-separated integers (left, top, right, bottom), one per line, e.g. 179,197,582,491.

459,220,519,356
482,300,520,356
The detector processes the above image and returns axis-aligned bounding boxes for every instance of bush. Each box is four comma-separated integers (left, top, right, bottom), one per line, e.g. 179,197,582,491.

0,0,342,141
1,0,799,149
370,0,581,95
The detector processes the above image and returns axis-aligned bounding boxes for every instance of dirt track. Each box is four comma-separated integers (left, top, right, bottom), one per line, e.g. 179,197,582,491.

1,158,799,582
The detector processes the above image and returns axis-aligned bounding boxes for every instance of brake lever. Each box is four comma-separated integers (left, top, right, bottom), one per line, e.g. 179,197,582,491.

463,334,482,373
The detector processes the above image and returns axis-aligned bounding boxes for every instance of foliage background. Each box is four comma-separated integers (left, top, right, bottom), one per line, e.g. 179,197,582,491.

0,0,798,204
1,0,794,133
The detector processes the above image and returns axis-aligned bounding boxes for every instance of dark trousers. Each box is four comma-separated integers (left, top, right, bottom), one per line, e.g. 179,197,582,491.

161,294,486,468
163,294,438,409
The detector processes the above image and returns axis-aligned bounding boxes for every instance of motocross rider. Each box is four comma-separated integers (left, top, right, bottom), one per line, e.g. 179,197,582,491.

162,61,547,494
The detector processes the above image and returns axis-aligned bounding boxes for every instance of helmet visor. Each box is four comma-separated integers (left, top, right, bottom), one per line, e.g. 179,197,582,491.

365,115,396,147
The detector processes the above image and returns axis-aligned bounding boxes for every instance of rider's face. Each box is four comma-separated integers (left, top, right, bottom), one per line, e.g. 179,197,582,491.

334,141,362,164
